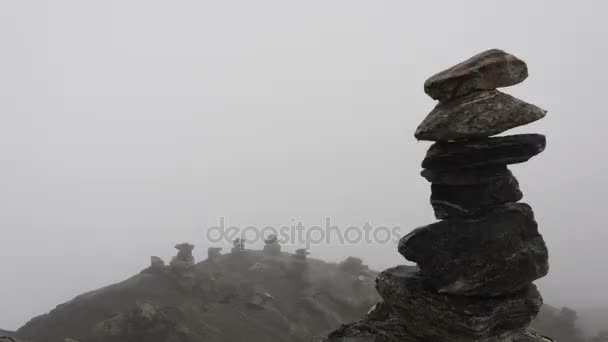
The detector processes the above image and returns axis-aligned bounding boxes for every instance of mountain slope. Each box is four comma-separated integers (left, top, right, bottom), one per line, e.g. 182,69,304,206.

16,249,379,342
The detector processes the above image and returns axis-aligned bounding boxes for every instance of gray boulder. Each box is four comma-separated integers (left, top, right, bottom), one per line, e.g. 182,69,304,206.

399,203,549,297
375,266,543,342
415,90,546,141
422,134,546,169
424,49,528,102
430,170,522,219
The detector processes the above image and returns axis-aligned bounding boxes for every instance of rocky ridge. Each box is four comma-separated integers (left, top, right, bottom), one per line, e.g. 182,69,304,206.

325,49,552,342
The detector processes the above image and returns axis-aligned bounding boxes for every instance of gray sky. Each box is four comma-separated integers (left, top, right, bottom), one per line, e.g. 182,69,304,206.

1,0,607,330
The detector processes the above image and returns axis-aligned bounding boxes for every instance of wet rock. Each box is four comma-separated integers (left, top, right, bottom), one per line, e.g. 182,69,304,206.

424,49,528,102
422,134,546,169
421,164,510,185
399,204,549,297
430,171,522,219
415,90,546,141
376,266,543,342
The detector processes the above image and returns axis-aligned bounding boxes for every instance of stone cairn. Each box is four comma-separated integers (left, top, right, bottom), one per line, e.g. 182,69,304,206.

231,238,246,253
325,49,552,342
208,247,223,261
169,243,196,292
263,234,281,255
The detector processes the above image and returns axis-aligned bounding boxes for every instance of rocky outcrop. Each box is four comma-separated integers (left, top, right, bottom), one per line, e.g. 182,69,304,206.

325,49,552,342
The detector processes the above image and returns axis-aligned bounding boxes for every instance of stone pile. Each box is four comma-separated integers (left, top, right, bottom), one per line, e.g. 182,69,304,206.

231,238,246,253
325,49,551,342
263,234,281,255
169,243,196,292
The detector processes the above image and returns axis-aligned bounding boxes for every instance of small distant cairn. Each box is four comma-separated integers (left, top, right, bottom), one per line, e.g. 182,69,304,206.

262,234,281,255
207,247,222,261
170,243,196,292
231,238,245,253
325,50,552,342
293,248,309,260
338,257,369,275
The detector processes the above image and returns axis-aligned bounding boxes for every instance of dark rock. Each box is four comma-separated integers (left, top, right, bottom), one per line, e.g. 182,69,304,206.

415,90,546,141
421,164,510,185
399,203,549,296
430,171,522,219
422,134,546,169
375,266,543,342
424,49,528,102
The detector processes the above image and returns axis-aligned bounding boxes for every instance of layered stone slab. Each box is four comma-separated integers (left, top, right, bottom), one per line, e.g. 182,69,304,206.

375,266,543,342
415,90,547,141
430,170,522,219
399,204,549,297
421,164,510,186
422,134,546,169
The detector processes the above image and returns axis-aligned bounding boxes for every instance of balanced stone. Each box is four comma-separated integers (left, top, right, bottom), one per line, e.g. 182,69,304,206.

376,266,543,342
430,170,522,219
422,134,546,169
415,90,547,141
424,49,528,102
399,203,549,297
421,164,510,185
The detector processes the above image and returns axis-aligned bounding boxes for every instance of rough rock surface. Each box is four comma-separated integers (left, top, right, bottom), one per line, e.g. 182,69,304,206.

421,164,510,185
424,49,528,102
430,171,522,219
93,300,200,342
422,134,546,169
399,203,549,296
415,90,546,141
375,266,543,342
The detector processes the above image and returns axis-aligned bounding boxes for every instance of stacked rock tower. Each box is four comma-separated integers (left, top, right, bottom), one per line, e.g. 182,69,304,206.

326,50,551,342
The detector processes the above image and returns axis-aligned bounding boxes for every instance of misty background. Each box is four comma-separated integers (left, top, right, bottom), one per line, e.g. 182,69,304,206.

1,0,606,332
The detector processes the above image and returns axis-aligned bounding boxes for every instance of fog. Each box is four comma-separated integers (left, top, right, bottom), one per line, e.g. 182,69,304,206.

1,0,607,331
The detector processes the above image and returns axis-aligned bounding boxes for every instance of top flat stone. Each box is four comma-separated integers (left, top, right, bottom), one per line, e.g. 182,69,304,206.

424,49,528,102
